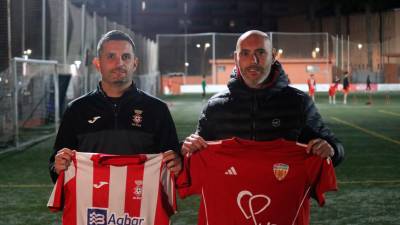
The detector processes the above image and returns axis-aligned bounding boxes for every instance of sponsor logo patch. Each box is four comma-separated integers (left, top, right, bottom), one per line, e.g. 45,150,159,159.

237,190,276,225
87,208,145,225
87,208,107,225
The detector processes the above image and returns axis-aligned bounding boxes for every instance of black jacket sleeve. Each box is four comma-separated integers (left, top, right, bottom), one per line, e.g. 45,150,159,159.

158,103,180,154
195,100,214,140
49,105,78,183
299,96,344,167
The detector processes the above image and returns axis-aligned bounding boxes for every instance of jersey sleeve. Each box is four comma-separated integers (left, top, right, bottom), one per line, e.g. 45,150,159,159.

160,164,177,215
308,157,338,206
47,171,65,212
47,154,77,212
176,151,204,198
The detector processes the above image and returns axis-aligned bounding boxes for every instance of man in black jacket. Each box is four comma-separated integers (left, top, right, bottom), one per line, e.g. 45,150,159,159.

49,30,181,182
181,30,344,166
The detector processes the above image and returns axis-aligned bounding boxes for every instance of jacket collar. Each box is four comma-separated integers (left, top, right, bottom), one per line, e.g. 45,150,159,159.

96,82,139,100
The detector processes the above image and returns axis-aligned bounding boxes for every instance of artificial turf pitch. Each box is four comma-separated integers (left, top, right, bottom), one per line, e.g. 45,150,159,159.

0,92,399,225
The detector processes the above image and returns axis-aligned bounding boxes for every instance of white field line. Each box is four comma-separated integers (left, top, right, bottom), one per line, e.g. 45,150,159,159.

378,110,400,117
330,116,400,145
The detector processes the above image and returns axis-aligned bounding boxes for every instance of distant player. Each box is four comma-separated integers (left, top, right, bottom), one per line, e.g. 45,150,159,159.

366,75,371,91
365,75,372,105
328,76,340,104
342,71,350,104
201,75,207,99
307,74,317,101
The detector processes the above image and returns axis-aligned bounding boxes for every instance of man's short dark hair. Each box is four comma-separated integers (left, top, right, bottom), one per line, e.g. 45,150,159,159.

96,30,136,56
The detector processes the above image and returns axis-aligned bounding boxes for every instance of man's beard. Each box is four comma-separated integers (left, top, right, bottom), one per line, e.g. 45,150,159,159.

110,67,131,84
242,63,272,85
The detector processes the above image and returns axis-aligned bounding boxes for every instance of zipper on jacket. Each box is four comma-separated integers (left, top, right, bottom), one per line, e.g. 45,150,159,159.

101,90,122,130
251,92,256,140
113,103,119,129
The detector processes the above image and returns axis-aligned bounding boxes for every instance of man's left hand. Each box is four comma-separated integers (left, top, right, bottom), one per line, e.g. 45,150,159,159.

162,150,182,176
306,138,334,158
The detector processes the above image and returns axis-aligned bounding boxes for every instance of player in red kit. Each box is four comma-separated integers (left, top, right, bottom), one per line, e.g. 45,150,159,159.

328,76,340,104
307,74,316,102
342,71,350,104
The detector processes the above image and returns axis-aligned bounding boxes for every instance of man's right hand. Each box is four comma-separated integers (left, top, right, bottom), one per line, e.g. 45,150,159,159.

181,134,208,156
54,148,75,174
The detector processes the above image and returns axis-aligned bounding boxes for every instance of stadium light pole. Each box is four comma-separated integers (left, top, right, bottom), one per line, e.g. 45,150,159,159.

63,0,68,65
81,0,88,93
347,35,350,74
183,1,188,84
22,0,25,56
212,33,216,84
7,0,12,61
197,43,210,80
42,0,46,59
357,43,363,70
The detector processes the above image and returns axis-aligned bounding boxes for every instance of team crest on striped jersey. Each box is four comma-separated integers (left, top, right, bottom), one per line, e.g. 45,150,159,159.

133,180,143,199
132,110,143,127
273,163,289,181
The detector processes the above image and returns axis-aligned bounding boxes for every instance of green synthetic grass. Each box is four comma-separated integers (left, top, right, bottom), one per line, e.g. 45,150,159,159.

0,92,399,225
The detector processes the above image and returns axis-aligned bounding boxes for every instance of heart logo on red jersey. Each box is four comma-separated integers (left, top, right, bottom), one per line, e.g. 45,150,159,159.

273,163,289,181
237,190,271,224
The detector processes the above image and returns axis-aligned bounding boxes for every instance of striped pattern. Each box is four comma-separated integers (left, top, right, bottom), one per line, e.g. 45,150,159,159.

47,152,176,225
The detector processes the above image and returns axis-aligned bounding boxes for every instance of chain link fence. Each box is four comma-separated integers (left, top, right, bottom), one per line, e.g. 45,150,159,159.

0,58,59,153
0,0,159,153
157,32,330,85
332,35,400,84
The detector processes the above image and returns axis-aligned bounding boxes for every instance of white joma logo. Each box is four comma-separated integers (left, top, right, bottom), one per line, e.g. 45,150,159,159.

93,181,108,189
88,116,101,124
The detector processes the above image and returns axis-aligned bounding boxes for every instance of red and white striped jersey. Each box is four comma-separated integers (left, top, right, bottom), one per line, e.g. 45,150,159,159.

177,138,337,225
47,152,176,225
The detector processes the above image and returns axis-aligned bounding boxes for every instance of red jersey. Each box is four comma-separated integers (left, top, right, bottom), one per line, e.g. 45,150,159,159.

47,152,176,225
177,138,337,225
307,78,316,93
328,83,339,96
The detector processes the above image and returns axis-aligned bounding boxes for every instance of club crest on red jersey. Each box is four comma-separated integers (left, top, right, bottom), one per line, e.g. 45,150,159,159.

132,110,143,127
273,163,289,181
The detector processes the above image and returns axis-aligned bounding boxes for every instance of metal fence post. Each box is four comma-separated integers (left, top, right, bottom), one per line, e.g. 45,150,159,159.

212,33,216,84
13,59,19,149
42,0,46,59
54,64,60,130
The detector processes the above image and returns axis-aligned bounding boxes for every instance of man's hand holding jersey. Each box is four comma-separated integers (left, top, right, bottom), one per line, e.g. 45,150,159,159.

54,148,75,175
162,150,182,176
306,138,335,158
181,134,208,156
